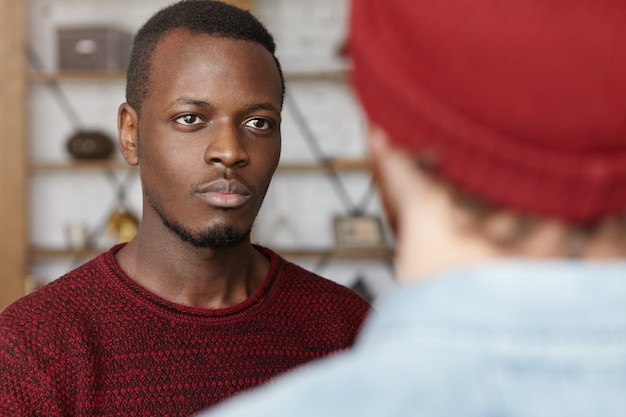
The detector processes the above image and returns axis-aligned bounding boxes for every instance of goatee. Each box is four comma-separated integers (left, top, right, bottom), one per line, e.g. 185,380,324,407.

146,189,250,249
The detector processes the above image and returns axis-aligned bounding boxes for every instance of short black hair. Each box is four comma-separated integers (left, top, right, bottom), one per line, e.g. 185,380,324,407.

126,0,284,112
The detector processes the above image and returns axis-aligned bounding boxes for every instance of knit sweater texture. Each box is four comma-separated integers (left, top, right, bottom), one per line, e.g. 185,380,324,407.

0,244,370,416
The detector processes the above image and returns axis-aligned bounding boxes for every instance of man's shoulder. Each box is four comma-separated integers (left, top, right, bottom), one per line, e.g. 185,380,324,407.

1,251,111,326
266,247,369,305
257,247,371,331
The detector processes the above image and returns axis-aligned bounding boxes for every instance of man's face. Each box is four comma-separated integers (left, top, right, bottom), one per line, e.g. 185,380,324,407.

128,29,283,248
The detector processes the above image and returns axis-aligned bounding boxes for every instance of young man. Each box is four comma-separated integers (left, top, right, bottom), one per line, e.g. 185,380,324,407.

0,1,369,416
199,0,626,416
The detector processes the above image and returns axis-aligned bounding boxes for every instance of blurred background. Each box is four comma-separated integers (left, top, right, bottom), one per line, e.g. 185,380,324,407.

0,0,396,310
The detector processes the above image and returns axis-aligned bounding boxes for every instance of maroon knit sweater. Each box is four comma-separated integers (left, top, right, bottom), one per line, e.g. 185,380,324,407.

0,244,370,416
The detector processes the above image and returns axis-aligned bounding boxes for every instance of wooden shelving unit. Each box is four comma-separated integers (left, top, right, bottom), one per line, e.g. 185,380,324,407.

12,0,391,303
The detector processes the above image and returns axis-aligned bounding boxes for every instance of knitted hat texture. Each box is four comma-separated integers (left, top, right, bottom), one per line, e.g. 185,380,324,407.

349,0,626,223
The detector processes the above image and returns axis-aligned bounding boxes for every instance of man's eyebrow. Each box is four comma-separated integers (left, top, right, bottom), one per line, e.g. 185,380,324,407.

166,99,279,113
168,97,212,109
245,102,280,113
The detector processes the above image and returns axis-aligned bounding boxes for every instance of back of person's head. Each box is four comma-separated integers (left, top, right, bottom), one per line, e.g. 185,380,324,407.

126,0,284,112
349,0,626,256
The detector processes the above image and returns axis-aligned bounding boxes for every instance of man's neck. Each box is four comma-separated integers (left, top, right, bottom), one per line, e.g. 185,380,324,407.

395,204,626,285
114,231,268,309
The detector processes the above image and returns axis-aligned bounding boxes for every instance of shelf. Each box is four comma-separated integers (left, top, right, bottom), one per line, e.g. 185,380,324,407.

278,158,370,172
29,69,348,83
30,246,393,261
284,69,348,82
29,69,127,82
29,158,370,172
30,248,102,261
278,247,393,261
29,159,134,172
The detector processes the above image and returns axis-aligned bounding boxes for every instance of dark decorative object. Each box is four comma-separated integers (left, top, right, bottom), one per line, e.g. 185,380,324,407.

66,130,115,160
350,276,375,303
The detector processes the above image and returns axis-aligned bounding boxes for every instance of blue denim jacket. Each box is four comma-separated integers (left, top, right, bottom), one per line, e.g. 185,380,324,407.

200,260,626,417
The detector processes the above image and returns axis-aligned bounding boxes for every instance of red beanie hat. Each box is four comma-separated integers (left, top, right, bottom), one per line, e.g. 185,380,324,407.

349,0,626,223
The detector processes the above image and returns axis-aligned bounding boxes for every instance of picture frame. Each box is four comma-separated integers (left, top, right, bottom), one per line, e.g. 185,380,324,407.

333,215,386,249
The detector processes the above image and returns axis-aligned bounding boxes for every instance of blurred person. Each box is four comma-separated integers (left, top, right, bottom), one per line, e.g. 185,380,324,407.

0,1,370,416
198,0,626,416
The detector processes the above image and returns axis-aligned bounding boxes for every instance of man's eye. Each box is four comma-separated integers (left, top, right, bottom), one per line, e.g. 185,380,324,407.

244,118,273,131
175,114,203,126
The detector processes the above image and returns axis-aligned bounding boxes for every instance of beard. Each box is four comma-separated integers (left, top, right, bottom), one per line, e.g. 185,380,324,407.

161,213,250,249
145,189,251,249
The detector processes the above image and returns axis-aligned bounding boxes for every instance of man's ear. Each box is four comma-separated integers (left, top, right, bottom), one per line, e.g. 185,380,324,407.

118,103,139,166
367,123,404,235
367,123,428,237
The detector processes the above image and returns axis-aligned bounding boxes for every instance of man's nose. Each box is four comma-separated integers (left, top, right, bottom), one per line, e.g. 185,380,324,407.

203,121,249,168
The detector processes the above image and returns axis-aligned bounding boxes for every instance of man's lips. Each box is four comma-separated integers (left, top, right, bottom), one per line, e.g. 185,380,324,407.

195,179,251,208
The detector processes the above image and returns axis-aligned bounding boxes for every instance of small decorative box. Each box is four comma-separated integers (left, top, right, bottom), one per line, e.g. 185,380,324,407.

57,26,132,71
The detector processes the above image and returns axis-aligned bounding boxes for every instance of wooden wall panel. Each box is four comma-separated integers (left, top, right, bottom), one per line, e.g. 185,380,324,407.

0,0,27,310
